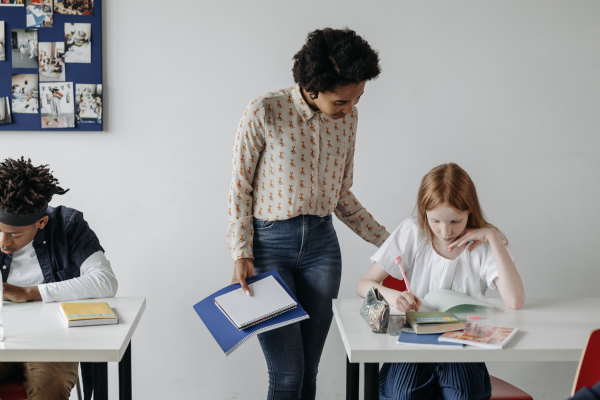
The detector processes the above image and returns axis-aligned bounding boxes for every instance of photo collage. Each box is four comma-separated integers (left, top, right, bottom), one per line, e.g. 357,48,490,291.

0,21,4,61
26,0,53,28
0,0,101,129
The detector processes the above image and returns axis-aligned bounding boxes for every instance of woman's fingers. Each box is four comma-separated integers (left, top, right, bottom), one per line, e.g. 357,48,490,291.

232,259,255,296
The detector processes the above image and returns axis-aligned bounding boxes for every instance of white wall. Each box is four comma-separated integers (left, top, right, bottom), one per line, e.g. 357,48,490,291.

2,1,600,399
12,73,37,91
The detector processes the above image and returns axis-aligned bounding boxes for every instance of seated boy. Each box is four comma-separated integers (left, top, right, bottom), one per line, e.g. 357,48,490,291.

0,157,118,400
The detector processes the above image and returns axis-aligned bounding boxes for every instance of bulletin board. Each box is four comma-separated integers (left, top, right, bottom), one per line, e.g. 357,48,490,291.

0,0,103,131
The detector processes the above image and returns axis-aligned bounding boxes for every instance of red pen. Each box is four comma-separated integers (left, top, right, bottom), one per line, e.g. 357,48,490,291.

394,256,412,294
395,255,417,311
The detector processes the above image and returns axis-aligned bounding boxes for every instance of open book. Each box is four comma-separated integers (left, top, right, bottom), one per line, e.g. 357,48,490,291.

439,323,519,349
390,288,493,315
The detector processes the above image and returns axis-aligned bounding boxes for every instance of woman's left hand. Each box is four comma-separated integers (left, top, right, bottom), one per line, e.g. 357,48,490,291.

448,227,498,252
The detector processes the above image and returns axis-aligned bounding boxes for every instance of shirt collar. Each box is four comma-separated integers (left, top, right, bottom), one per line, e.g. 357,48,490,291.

291,84,321,123
12,240,34,258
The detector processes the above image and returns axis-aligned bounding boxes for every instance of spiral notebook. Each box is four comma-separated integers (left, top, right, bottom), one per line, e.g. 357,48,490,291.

194,270,309,356
214,276,297,330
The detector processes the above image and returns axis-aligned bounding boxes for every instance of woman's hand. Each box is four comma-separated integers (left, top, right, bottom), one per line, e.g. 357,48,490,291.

231,258,255,296
447,227,499,253
391,291,421,312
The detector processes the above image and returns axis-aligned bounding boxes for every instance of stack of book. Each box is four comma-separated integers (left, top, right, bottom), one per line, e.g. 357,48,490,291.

59,302,119,327
405,311,465,334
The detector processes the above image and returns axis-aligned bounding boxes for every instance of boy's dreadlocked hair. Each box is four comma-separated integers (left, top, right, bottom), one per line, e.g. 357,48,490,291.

0,157,65,215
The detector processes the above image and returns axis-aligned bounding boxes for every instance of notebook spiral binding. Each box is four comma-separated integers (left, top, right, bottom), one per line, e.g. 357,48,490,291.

241,305,296,330
225,314,310,356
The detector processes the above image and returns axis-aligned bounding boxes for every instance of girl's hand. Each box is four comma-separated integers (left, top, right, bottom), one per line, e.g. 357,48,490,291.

448,228,499,252
392,291,422,312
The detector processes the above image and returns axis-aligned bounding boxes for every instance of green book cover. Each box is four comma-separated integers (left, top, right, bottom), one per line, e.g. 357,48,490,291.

406,312,462,325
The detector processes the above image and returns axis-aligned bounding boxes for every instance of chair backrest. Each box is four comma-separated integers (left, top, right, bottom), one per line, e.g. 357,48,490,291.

0,377,28,400
382,275,406,292
572,329,600,396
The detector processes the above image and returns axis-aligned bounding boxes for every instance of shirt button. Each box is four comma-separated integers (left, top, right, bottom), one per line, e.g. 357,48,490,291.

2,265,6,270
43,241,46,244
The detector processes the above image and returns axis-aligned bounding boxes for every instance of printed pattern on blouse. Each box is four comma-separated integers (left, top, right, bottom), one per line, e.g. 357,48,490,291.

227,85,390,260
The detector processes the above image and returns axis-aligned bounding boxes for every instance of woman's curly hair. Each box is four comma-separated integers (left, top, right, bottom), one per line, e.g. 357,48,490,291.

292,28,381,98
0,157,65,215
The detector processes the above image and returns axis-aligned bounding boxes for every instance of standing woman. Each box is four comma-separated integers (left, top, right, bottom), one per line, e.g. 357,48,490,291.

227,28,390,399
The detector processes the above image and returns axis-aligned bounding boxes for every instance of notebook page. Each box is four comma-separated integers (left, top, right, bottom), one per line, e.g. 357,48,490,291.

215,276,296,328
389,300,436,315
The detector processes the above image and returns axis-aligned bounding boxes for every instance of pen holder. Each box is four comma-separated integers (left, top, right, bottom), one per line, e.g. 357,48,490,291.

360,287,390,333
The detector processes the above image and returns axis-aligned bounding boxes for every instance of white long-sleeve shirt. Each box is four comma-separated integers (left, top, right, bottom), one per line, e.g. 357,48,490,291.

7,241,118,303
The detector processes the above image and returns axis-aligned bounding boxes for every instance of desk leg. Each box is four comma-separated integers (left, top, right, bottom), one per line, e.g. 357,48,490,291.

93,362,108,400
119,341,132,400
364,363,379,400
346,356,359,400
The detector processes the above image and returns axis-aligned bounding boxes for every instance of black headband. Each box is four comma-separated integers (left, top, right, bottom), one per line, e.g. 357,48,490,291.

0,203,48,227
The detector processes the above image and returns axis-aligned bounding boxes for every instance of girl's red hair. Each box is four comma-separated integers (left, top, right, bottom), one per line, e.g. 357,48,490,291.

416,163,507,244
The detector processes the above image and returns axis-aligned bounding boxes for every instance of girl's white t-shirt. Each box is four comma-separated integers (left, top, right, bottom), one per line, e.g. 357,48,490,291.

370,217,516,300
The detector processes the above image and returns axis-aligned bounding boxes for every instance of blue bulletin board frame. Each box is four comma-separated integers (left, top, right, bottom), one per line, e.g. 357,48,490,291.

0,0,102,131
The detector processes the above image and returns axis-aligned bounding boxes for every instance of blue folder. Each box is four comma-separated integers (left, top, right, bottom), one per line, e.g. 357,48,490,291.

193,270,309,356
397,324,463,347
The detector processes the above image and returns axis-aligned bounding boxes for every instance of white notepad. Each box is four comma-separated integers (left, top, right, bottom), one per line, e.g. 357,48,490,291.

214,276,297,330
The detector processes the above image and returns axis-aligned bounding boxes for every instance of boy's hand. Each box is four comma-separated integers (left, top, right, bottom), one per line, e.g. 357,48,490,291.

392,291,421,312
231,258,255,296
3,283,41,303
448,227,499,252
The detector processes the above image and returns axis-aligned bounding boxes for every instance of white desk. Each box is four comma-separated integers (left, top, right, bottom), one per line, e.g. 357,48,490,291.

0,297,146,400
333,297,600,400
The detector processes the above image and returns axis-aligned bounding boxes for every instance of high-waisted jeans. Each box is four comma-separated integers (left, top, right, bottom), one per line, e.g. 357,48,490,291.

253,214,342,400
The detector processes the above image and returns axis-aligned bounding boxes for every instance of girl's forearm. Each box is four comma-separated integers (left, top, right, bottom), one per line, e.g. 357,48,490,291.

356,278,400,305
489,234,525,309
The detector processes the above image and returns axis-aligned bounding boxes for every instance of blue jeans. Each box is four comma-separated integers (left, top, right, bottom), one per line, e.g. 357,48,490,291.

253,214,342,400
379,362,492,400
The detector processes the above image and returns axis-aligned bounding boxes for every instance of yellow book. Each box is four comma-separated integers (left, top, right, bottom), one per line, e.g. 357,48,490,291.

60,302,119,327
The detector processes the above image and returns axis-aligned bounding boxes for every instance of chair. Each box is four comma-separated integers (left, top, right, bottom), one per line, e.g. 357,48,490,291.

381,276,533,400
0,377,27,400
572,329,600,396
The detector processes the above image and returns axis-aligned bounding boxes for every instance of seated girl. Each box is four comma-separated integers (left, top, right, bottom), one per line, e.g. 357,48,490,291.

357,163,525,400
52,59,63,73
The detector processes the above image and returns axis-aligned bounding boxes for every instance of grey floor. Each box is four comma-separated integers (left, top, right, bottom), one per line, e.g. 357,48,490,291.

41,112,75,128
12,48,38,69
